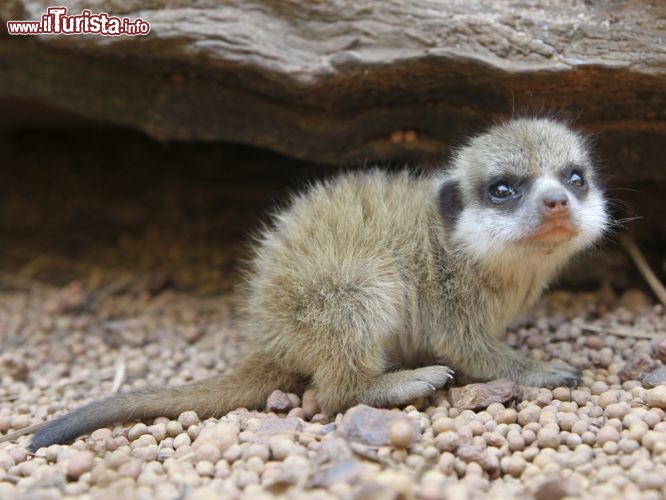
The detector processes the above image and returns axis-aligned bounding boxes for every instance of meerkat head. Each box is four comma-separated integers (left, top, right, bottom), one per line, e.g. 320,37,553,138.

436,118,608,267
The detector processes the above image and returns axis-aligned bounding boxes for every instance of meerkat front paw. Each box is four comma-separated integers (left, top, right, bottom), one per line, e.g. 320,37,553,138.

519,359,580,387
360,365,454,407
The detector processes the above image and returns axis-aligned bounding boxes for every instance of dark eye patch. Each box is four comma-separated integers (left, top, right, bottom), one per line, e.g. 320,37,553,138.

562,165,589,197
437,179,463,226
480,175,529,210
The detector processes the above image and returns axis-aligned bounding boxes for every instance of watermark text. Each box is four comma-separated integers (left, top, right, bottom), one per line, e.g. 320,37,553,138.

7,6,150,36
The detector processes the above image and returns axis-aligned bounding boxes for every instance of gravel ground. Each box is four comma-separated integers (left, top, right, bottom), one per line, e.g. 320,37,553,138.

1,276,665,499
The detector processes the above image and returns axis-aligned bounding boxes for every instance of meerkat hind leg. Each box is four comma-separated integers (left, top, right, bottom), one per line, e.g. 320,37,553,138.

452,335,579,387
519,359,579,387
359,365,454,407
314,362,453,415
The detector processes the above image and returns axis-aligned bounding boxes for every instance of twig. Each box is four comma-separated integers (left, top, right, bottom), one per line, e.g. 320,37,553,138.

580,323,662,340
621,235,666,308
112,361,126,394
0,423,43,445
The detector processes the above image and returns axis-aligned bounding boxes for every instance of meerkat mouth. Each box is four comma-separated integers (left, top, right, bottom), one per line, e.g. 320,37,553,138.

526,219,579,245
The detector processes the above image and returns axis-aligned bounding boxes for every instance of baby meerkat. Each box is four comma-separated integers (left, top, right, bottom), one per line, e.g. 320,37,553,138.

22,117,607,450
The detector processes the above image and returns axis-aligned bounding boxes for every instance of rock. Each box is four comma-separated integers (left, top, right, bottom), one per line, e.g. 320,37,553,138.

618,353,654,382
310,458,362,488
643,366,666,388
266,390,293,413
448,379,518,410
337,405,419,447
316,437,353,464
645,385,666,409
0,1,663,172
249,416,304,436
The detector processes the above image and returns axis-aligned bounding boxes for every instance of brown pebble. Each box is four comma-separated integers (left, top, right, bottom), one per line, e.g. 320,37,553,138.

128,422,149,441
266,390,293,413
604,402,630,419
0,415,11,432
67,450,95,480
194,443,221,463
173,433,191,449
456,444,485,463
536,427,560,449
166,421,183,437
389,420,415,449
552,387,570,401
9,416,30,433
534,478,569,500
432,417,455,435
9,447,27,464
518,405,540,425
0,356,29,382
178,411,200,428
645,385,666,409
435,431,458,452
585,335,605,350
496,408,518,424
192,422,238,453
596,425,620,445
117,459,142,480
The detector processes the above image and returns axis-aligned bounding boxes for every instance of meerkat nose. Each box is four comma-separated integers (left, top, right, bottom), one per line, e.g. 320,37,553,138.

541,192,569,217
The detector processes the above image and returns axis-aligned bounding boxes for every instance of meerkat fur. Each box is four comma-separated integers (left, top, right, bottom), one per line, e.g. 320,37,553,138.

15,117,608,451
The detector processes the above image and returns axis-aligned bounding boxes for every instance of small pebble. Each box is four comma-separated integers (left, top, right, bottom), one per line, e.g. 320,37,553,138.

67,451,95,480
646,385,666,409
536,427,561,449
178,411,200,428
173,433,192,449
128,422,149,441
389,420,415,449
596,425,620,445
266,390,293,413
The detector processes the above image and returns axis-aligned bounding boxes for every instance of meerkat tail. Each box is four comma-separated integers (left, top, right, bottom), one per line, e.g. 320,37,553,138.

30,356,304,451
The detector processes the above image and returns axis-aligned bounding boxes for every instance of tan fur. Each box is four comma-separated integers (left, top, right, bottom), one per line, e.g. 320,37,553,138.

19,117,607,450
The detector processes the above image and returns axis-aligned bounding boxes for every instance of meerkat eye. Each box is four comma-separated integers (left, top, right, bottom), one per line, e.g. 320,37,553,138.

488,181,515,201
569,169,585,188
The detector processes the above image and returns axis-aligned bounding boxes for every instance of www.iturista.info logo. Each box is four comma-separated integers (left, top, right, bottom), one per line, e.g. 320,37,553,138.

7,6,150,36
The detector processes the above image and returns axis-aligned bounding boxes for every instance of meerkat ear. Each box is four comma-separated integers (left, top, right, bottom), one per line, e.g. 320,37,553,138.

437,179,463,226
